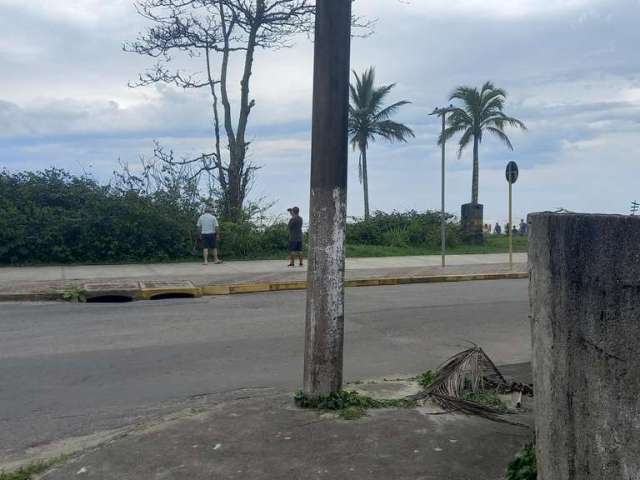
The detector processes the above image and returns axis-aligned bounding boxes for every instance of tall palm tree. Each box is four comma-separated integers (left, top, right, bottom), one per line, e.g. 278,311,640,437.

349,67,415,219
439,81,526,205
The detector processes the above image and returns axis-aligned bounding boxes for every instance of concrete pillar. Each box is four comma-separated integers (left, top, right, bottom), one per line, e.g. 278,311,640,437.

303,0,352,398
461,202,483,244
529,213,640,479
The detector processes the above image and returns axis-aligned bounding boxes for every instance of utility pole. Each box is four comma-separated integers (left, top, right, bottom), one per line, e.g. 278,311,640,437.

431,105,453,268
303,0,352,398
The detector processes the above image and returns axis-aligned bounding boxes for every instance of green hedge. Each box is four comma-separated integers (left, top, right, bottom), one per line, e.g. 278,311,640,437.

346,210,461,248
0,169,196,264
0,169,465,265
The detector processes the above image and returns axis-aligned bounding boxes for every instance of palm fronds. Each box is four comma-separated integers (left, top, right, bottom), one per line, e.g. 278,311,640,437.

410,346,533,426
348,66,414,219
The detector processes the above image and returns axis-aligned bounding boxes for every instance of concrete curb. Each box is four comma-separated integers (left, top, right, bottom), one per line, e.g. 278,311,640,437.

0,271,527,303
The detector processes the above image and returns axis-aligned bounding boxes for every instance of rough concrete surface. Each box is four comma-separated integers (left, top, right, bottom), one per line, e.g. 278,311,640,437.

0,280,531,468
529,213,640,479
41,391,533,480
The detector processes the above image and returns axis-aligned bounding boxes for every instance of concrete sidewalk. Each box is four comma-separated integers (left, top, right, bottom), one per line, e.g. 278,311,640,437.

0,253,527,301
36,367,533,480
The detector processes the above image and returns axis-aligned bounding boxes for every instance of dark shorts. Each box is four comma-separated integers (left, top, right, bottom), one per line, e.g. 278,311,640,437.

202,233,217,249
288,240,303,253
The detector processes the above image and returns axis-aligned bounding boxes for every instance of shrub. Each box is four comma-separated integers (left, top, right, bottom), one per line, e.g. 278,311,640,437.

0,169,471,265
0,169,197,265
346,210,460,248
506,443,537,480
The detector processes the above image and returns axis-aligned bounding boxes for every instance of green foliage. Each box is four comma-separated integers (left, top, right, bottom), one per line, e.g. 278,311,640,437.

217,222,290,260
338,406,367,420
0,463,49,480
0,169,291,265
62,288,87,303
0,457,65,480
347,210,461,248
348,67,415,218
506,443,537,480
294,390,416,413
0,169,196,265
1,168,518,265
417,370,435,388
462,390,508,412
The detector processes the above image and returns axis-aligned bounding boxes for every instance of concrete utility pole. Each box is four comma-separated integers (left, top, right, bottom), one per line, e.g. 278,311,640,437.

529,212,640,479
303,0,352,398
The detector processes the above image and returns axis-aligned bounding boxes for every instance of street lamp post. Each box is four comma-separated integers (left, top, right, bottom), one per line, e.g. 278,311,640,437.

430,105,454,268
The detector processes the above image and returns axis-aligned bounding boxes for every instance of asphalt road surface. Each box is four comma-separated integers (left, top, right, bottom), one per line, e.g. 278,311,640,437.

0,279,530,463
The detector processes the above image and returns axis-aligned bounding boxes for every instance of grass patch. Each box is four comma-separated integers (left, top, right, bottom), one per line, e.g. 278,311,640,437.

62,288,87,303
506,443,537,480
338,406,367,420
417,370,435,388
462,390,508,412
346,235,528,258
0,458,63,480
294,390,416,420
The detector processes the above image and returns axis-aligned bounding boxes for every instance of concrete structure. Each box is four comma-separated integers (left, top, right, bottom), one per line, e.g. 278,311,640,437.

461,202,484,244
303,0,352,397
529,213,640,479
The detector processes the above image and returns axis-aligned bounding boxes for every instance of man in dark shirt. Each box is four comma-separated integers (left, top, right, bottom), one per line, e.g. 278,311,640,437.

287,206,304,267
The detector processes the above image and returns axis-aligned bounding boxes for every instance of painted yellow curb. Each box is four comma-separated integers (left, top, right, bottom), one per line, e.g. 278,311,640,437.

228,283,272,294
201,285,231,295
199,271,528,297
268,281,307,291
0,271,528,302
137,286,203,300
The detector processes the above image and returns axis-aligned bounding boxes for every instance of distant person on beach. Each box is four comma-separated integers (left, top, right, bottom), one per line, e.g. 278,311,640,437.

287,206,304,267
197,206,222,265
519,219,528,235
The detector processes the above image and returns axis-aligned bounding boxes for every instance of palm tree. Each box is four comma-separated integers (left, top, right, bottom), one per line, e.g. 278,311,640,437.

439,81,526,205
349,67,415,219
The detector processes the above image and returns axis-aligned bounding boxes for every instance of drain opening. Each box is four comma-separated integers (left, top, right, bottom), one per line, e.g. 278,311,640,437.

150,292,195,300
86,295,134,303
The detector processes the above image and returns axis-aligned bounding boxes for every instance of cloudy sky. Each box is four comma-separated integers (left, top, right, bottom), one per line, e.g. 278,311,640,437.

1,0,639,223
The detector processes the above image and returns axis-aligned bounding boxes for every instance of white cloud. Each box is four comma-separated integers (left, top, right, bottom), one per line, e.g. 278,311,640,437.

1,0,640,221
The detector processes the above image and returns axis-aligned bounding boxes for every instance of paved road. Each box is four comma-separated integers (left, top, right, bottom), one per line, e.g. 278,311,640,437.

0,279,530,464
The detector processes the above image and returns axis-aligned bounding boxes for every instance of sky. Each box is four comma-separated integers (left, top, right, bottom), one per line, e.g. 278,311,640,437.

1,0,639,224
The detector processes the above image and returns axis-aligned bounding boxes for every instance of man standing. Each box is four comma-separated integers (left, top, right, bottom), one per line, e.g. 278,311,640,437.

197,206,222,265
287,207,304,267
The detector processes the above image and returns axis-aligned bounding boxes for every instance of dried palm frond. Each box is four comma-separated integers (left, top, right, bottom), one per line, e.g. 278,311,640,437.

426,345,506,398
409,346,532,427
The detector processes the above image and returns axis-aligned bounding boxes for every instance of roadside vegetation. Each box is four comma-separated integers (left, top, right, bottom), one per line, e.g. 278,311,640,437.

0,462,50,480
0,456,67,480
506,443,537,480
294,390,416,420
0,169,527,266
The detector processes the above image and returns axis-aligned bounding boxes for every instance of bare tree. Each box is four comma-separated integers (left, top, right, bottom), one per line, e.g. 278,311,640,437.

125,0,317,221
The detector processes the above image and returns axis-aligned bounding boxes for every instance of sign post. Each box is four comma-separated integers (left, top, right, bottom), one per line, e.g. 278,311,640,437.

505,161,519,269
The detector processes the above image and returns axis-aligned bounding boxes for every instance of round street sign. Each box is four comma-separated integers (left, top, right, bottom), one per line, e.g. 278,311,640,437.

505,161,519,184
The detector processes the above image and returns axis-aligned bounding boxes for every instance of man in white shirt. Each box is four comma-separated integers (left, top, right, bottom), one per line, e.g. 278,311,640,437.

196,207,222,265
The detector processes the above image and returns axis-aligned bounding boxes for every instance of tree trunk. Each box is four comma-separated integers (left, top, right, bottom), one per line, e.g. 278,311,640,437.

361,145,370,220
215,0,260,222
472,134,479,205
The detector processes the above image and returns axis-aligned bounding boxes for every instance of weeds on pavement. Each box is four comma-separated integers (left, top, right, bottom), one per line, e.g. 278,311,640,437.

506,443,537,480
